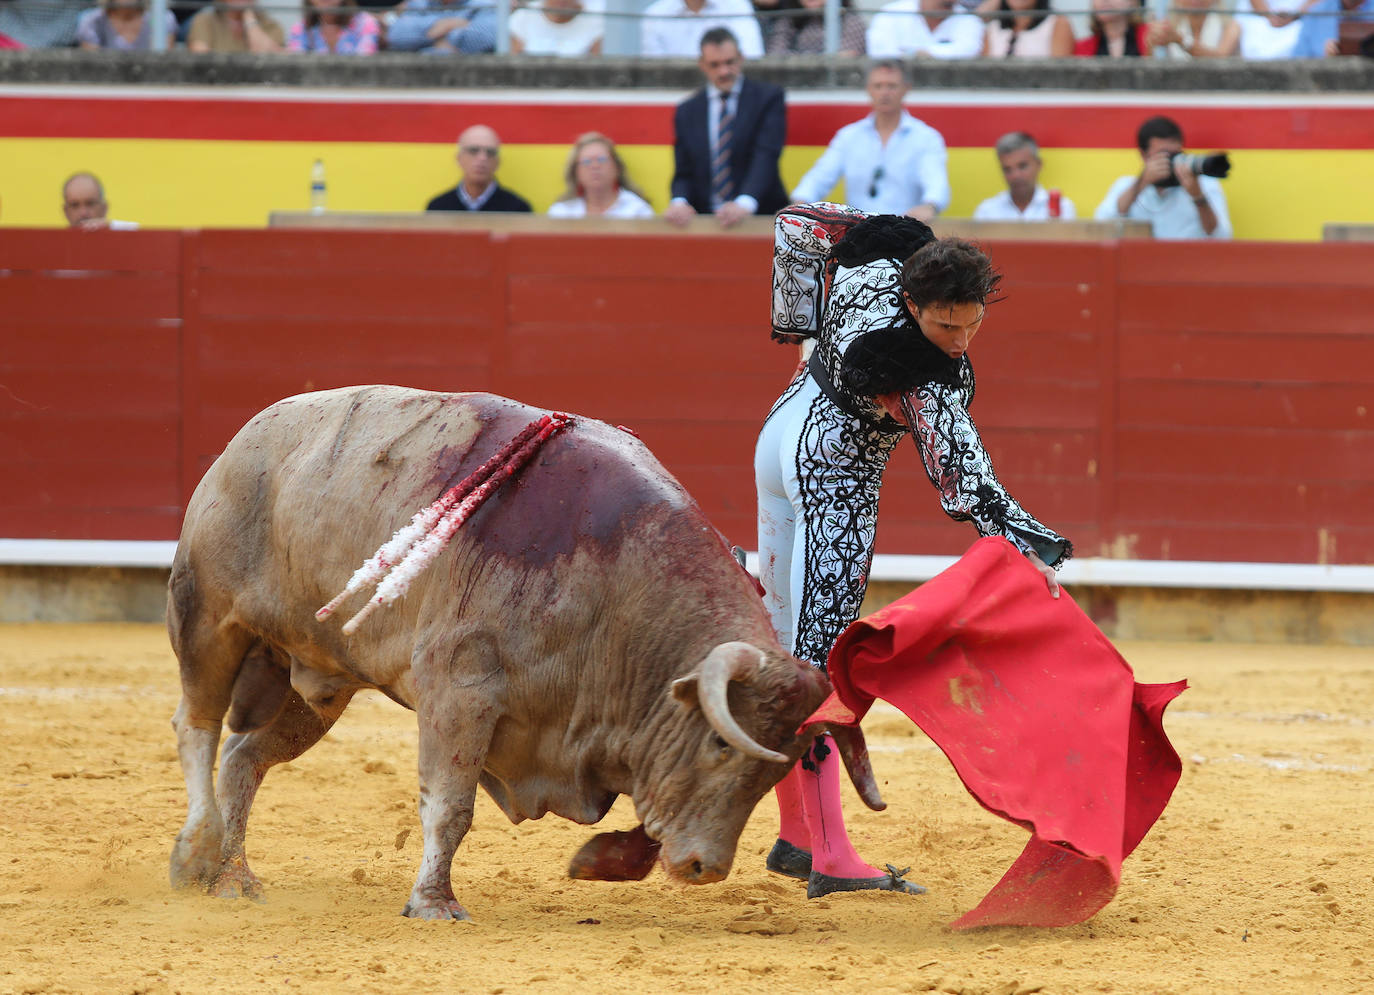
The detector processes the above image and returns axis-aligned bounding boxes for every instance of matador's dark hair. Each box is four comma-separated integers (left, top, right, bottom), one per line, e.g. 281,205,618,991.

899,238,1003,311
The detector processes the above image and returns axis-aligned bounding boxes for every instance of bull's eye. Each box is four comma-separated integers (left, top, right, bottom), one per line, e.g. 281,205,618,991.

711,734,731,753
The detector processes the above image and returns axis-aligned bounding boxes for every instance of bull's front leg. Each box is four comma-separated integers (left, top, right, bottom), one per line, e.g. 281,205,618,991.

403,657,501,921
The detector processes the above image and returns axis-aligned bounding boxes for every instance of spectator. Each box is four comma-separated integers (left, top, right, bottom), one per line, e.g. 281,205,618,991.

0,0,83,46
1234,0,1305,57
765,0,866,55
77,0,177,50
548,133,655,218
288,0,380,52
1073,0,1151,54
982,0,1074,55
509,0,604,54
664,27,788,229
866,0,984,59
790,60,947,222
1093,115,1231,239
1147,0,1239,57
187,0,286,51
973,132,1077,221
388,0,496,53
425,125,533,213
62,172,139,231
640,0,765,57
1291,0,1374,56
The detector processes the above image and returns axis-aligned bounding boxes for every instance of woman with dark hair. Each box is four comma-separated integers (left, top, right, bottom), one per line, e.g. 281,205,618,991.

288,0,379,53
548,132,654,218
1073,0,1152,55
764,0,866,55
981,0,1074,56
756,203,1070,899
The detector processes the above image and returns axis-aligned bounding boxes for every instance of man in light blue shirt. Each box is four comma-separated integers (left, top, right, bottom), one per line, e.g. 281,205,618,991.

1093,115,1231,240
788,61,949,222
388,0,498,53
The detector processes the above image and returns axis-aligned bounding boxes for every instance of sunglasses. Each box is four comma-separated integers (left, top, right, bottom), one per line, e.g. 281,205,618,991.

869,166,884,198
578,154,611,167
461,145,499,157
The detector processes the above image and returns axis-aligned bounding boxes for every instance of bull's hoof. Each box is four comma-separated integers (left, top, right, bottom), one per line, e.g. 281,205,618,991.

401,897,471,921
209,861,264,902
806,864,926,899
169,827,224,891
764,838,812,881
568,825,661,882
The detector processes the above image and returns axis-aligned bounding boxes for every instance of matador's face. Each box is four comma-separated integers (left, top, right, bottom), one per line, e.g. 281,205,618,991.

905,297,985,360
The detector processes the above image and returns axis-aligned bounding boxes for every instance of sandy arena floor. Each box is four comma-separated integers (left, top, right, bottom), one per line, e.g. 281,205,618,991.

1,623,1371,995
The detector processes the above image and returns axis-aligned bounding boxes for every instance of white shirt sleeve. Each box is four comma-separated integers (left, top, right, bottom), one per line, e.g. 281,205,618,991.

1094,176,1135,220
928,13,984,58
865,9,905,57
915,130,950,212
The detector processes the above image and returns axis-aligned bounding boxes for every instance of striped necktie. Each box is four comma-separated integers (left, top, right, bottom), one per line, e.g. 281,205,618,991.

712,91,735,207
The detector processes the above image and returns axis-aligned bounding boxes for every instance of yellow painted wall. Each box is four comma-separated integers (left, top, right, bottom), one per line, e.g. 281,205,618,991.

5,138,1371,241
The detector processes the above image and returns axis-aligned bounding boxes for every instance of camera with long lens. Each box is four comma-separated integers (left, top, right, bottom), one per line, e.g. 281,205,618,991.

1155,151,1232,188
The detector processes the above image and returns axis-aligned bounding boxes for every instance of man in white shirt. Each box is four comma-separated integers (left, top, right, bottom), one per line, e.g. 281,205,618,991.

1093,115,1231,240
866,0,984,59
509,0,605,55
639,0,764,57
973,132,1077,222
62,172,139,231
788,60,948,222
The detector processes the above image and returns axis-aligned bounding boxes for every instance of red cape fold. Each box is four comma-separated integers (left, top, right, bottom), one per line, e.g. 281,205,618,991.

813,536,1186,930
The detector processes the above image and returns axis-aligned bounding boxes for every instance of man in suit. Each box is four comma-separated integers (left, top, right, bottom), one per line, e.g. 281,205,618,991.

426,124,533,213
664,27,788,230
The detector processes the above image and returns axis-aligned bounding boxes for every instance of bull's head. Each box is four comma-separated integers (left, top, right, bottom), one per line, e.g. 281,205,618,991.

628,641,884,885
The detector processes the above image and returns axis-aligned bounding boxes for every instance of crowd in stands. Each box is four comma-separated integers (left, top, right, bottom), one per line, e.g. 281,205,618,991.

1,0,1370,55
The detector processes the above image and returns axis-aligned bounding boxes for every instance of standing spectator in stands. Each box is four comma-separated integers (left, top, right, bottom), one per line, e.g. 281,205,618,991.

1073,0,1152,54
973,132,1077,221
288,0,380,52
981,0,1074,55
187,0,286,51
509,0,605,54
426,125,533,213
665,27,787,229
1291,0,1374,55
548,133,655,218
77,0,177,49
388,0,496,53
1233,0,1305,57
1147,0,1239,57
62,172,139,231
789,60,948,222
0,0,83,46
1093,115,1230,239
640,0,765,57
766,0,866,55
866,0,984,59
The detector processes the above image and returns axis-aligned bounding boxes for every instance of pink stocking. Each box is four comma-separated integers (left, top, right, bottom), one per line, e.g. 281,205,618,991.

798,734,883,879
773,764,810,850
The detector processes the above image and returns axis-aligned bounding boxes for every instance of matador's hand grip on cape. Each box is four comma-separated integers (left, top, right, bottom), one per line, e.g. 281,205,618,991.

804,536,1186,929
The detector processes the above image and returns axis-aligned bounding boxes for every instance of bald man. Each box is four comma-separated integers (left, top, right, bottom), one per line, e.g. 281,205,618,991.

62,172,139,230
425,125,533,213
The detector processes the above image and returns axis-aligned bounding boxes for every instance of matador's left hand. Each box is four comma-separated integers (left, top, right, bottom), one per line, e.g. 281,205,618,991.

1027,551,1060,599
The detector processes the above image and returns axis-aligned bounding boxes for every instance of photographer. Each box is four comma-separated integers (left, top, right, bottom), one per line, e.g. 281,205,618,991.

1094,115,1232,239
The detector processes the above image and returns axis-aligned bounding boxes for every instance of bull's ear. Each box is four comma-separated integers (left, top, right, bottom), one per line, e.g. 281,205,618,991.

670,673,700,708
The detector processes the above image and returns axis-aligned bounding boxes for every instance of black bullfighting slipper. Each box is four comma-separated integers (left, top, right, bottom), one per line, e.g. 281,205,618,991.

765,838,812,881
806,864,926,899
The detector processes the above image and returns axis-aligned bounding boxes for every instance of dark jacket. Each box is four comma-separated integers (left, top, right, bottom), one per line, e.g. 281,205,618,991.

426,184,533,213
671,76,788,216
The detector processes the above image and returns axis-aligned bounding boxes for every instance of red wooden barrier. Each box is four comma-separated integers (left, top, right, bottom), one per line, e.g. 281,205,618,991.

2,228,1371,565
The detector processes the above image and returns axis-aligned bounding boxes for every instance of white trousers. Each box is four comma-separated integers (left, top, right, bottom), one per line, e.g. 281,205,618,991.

754,375,903,670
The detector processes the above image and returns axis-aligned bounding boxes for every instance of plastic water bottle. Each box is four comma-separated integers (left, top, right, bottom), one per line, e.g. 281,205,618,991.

310,159,327,214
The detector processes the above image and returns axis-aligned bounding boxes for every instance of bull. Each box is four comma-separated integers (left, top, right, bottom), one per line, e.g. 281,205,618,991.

167,386,884,920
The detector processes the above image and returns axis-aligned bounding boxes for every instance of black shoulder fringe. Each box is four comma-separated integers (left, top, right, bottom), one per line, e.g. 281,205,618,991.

829,214,936,269
837,325,963,397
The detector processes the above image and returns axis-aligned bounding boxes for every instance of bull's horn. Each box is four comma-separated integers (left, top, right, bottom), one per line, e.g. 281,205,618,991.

677,642,788,764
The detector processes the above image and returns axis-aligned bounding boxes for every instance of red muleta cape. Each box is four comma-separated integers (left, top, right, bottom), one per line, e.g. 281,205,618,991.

810,536,1186,930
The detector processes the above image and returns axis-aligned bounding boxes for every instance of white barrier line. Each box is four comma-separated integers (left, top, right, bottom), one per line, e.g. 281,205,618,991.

2,539,1373,593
